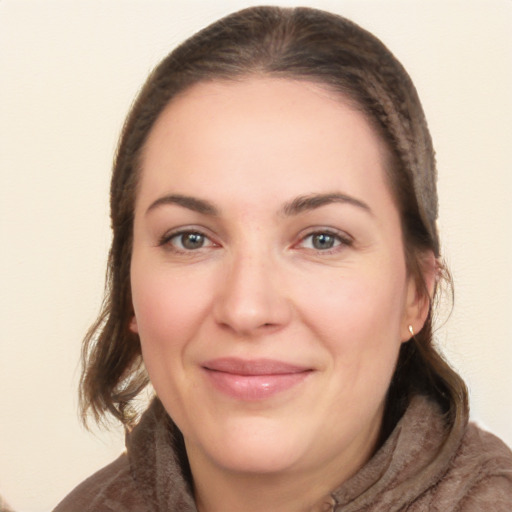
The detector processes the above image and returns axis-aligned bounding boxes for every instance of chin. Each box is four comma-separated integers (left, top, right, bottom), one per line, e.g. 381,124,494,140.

195,417,311,475
214,444,304,475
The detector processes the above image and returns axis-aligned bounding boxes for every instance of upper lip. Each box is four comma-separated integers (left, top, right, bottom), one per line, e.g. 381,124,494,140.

202,357,311,376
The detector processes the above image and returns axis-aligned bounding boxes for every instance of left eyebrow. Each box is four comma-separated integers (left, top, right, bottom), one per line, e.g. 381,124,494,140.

281,192,373,216
145,194,219,217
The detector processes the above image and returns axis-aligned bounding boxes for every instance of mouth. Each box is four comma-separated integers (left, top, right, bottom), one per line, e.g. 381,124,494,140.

201,357,312,401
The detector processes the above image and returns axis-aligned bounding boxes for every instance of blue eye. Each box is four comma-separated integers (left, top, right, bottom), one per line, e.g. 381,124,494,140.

299,231,351,252
175,232,206,250
310,233,339,250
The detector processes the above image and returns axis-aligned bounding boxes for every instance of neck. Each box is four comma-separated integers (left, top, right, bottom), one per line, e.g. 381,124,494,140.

184,406,383,512
192,466,337,512
185,433,379,512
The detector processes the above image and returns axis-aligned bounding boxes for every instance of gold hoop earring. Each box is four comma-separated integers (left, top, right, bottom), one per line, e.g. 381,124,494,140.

408,325,415,337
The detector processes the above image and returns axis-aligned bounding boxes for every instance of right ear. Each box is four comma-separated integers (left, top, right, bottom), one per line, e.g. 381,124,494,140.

129,316,139,333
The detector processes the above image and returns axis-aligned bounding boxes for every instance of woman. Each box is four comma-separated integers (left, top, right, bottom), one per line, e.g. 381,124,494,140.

54,6,512,511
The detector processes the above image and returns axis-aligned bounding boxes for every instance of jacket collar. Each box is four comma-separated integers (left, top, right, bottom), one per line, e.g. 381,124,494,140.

330,394,467,510
126,394,467,511
126,399,197,512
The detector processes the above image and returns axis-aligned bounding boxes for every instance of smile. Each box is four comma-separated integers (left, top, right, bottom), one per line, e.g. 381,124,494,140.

201,358,312,401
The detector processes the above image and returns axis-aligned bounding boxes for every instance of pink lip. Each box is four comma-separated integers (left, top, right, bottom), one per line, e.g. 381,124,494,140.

202,358,312,401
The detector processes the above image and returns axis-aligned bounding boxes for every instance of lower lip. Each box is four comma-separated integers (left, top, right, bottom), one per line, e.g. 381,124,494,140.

203,369,310,401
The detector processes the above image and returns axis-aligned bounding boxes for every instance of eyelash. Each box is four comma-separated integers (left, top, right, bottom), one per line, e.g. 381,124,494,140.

157,228,353,255
296,229,353,254
158,229,218,253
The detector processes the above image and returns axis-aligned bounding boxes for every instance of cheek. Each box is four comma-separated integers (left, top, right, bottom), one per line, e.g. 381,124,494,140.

130,262,215,367
287,265,408,446
297,265,407,371
130,261,220,425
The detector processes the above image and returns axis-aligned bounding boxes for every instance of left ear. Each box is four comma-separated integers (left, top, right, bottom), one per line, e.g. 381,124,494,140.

401,250,437,342
129,315,139,334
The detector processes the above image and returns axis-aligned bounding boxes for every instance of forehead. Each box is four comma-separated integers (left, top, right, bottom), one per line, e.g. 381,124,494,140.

138,77,393,213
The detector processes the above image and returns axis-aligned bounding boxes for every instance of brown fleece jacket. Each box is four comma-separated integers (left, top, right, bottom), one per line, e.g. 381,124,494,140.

54,395,512,511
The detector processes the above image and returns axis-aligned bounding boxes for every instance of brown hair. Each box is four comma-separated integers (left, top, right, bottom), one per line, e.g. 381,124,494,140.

80,6,467,433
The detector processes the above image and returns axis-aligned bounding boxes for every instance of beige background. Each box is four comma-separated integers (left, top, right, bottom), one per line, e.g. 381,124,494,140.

1,1,511,510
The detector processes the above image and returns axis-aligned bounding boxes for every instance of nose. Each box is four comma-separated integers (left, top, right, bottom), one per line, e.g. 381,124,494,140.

213,249,292,336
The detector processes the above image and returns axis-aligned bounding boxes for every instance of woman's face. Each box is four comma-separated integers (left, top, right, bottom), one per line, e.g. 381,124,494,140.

130,78,425,483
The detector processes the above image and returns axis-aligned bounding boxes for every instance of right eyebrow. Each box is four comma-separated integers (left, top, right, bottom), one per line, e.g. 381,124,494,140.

281,192,373,217
145,194,219,216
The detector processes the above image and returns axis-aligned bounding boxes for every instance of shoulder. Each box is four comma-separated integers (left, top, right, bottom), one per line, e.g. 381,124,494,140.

431,423,512,510
53,453,150,512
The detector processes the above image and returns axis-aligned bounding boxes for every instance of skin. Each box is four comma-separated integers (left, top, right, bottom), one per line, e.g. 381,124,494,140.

130,77,432,512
